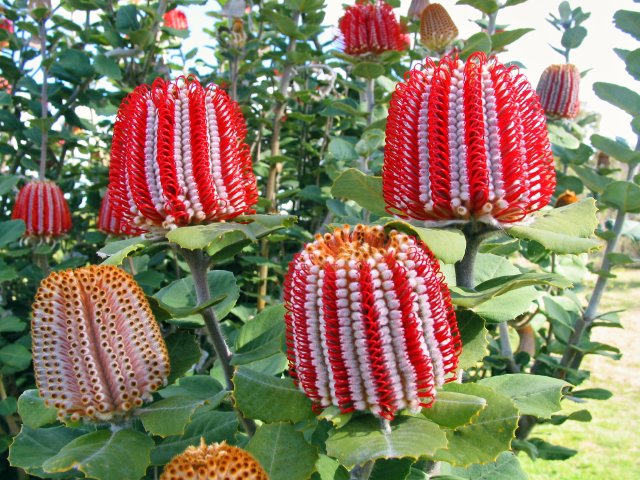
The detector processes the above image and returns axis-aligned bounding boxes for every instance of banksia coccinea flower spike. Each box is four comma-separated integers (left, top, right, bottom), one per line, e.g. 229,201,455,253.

11,180,72,240
284,225,461,420
384,53,555,225
420,3,458,52
160,439,268,480
98,188,141,236
536,64,580,118
109,76,258,231
554,190,578,208
163,9,188,30
339,1,409,56
32,265,170,422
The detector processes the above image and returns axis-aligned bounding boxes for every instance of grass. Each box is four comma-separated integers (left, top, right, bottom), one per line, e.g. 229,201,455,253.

521,268,640,479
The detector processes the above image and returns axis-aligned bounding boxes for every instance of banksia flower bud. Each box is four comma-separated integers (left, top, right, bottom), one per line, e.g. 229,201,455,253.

284,225,461,420
554,190,578,208
339,1,409,56
11,180,72,240
31,265,170,422
536,64,580,118
408,0,430,19
108,76,258,231
160,439,268,480
420,3,458,52
384,53,555,225
164,9,188,30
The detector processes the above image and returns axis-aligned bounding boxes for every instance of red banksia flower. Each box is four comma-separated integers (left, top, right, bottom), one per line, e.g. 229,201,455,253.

160,439,268,480
536,63,580,118
420,3,458,52
98,188,140,236
109,76,258,231
339,1,409,56
164,9,188,30
0,17,12,34
384,53,555,225
11,180,72,240
284,225,461,420
32,265,170,422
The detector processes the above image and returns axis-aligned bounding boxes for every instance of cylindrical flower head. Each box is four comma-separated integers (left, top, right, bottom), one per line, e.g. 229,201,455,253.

160,439,268,480
536,63,580,118
98,188,141,236
11,180,72,240
420,3,458,52
0,17,13,34
339,1,409,56
109,76,258,231
284,225,461,420
163,9,188,30
384,53,555,224
32,265,170,422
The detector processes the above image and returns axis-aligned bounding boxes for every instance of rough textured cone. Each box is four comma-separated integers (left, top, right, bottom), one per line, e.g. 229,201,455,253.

31,265,170,422
420,3,458,51
160,439,269,480
11,180,72,240
536,63,580,118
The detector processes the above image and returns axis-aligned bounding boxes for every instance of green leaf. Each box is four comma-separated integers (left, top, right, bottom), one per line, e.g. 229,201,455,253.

17,390,58,429
422,391,487,429
0,315,26,333
569,388,612,400
384,220,466,264
479,374,568,418
625,48,640,81
329,138,359,162
370,458,413,480
614,9,640,40
314,454,350,480
52,50,94,78
353,62,385,79
233,367,313,423
434,383,519,466
606,252,635,266
456,311,489,368
593,82,640,116
449,452,527,479
507,198,601,254
0,343,31,370
138,393,217,437
601,181,640,212
94,54,122,80
116,4,139,33
165,331,201,384
326,416,447,466
460,32,492,60
591,134,640,163
236,304,286,347
247,422,319,480
528,438,577,460
0,220,25,247
491,28,533,51
561,26,587,49
159,375,223,401
331,168,387,217
571,165,612,193
0,174,19,195
43,429,153,480
97,236,153,266
456,0,499,14
548,124,580,149
263,10,299,37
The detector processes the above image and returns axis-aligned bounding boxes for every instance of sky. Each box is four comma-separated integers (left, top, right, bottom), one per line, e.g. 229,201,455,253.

185,0,639,143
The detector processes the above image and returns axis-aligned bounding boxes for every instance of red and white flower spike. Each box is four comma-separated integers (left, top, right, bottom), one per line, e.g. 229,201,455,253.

338,1,409,56
420,3,458,52
32,265,170,422
284,225,461,420
11,180,72,241
108,76,258,232
384,53,555,225
98,188,141,236
163,9,188,30
536,63,580,119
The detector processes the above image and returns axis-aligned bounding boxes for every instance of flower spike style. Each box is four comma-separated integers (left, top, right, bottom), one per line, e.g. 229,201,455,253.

163,9,188,30
108,76,258,231
160,439,268,480
31,265,170,422
284,225,461,420
11,180,72,240
339,1,409,56
420,3,458,52
536,63,580,118
384,53,555,225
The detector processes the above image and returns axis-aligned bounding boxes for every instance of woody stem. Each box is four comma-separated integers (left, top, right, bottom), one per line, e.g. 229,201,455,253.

38,18,48,181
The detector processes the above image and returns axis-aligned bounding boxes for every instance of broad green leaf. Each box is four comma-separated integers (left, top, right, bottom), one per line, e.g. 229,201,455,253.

331,168,387,217
460,32,492,60
528,438,577,460
97,236,153,266
329,138,359,162
51,50,94,79
233,367,313,423
593,82,640,116
139,395,215,437
151,410,238,465
456,311,489,369
434,383,519,466
571,165,612,193
449,452,527,479
116,4,140,33
353,62,385,79
314,454,350,480
614,9,640,40
232,313,286,366
159,375,224,401
236,304,286,348
165,331,201,384
94,54,122,80
384,220,466,264
43,429,153,480
601,181,640,212
0,174,19,195
17,390,58,429
0,220,25,247
568,388,612,400
507,198,600,254
479,374,568,418
422,391,487,429
490,28,533,51
326,416,447,466
263,10,298,37
370,458,413,480
548,124,579,149
591,134,640,163
0,343,31,370
456,0,499,14
625,48,640,81
247,423,319,480
0,315,25,333
561,26,587,49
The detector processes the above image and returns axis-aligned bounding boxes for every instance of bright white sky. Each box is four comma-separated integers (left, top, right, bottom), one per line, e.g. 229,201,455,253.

184,0,638,143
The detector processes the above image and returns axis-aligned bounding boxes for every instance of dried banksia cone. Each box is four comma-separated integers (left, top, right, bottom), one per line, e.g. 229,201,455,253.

164,9,188,30
284,224,461,420
31,265,170,422
420,3,458,52
536,64,580,119
160,439,268,480
339,1,409,56
11,180,72,240
109,76,258,231
384,53,555,225
554,190,578,208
